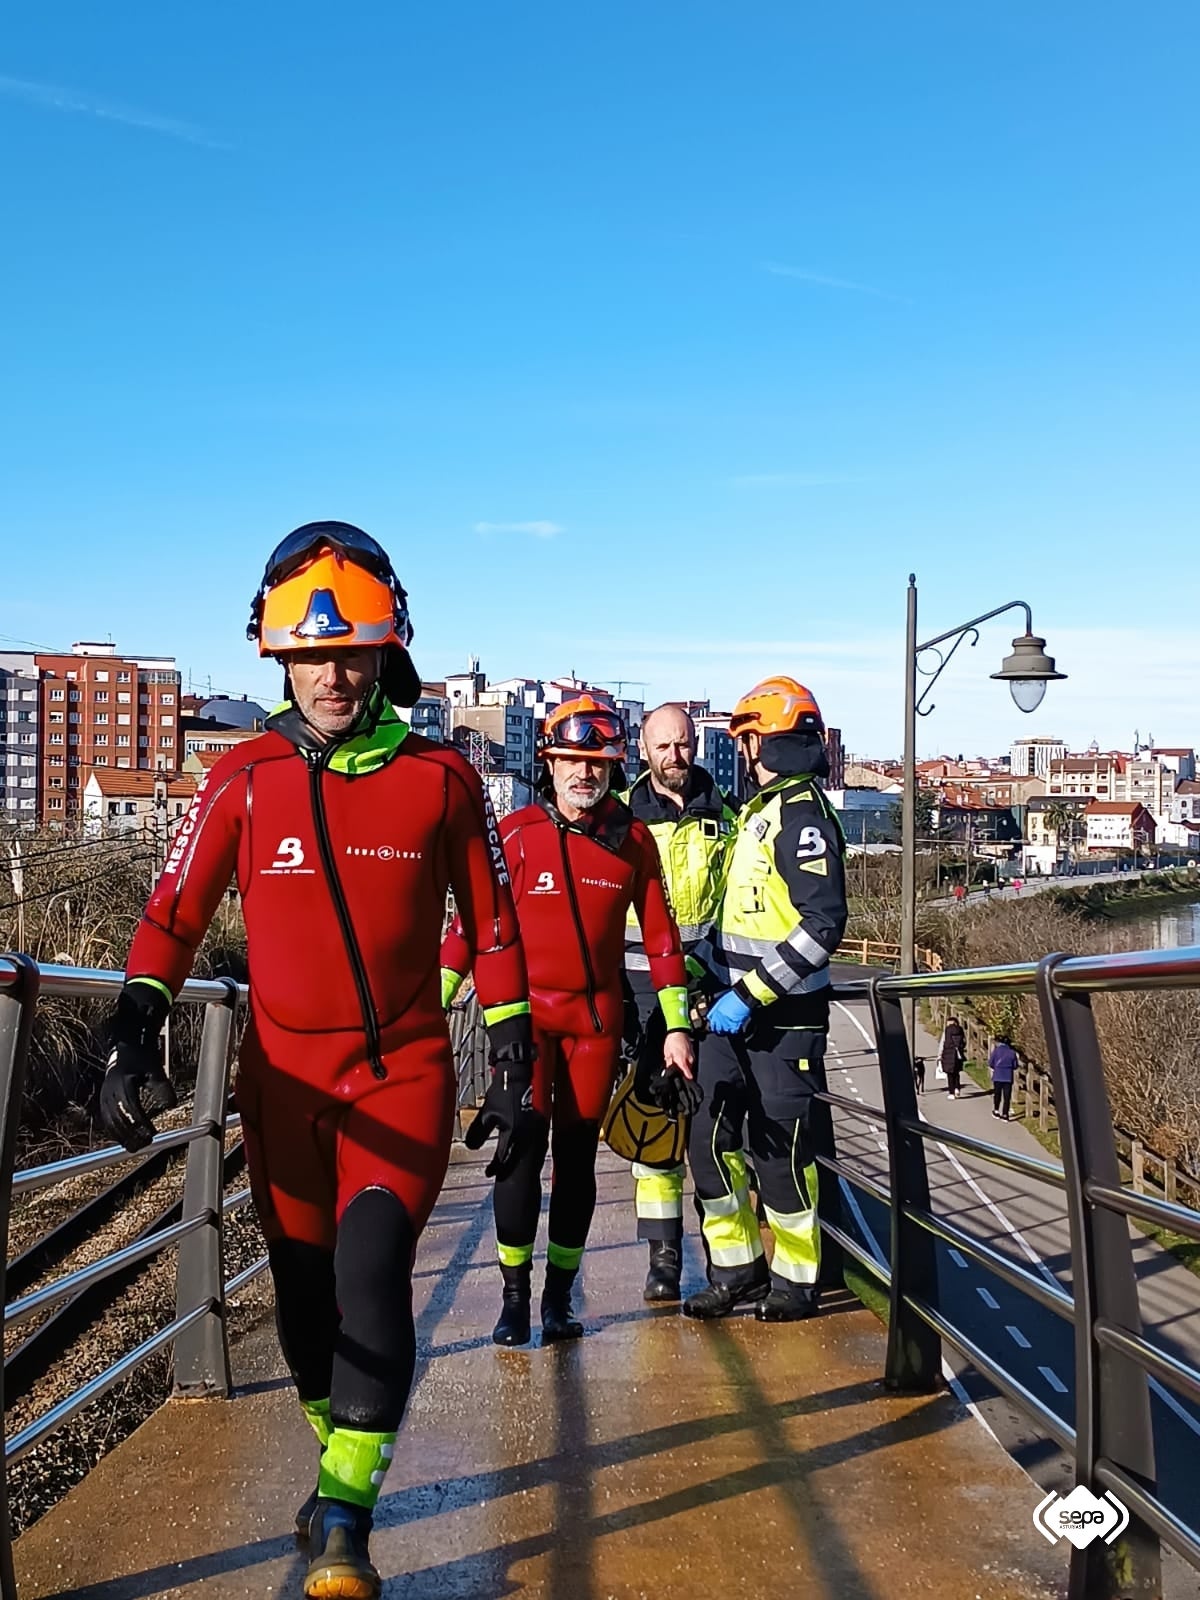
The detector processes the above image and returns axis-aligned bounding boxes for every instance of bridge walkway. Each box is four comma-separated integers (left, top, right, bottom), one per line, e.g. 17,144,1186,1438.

12,1145,1063,1600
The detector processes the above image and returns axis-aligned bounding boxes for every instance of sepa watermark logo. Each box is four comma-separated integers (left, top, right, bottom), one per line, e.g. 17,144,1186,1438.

1033,1486,1130,1550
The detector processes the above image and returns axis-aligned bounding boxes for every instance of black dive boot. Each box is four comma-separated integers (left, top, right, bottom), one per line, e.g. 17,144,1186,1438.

643,1239,682,1303
541,1263,584,1342
304,1498,380,1599
492,1262,532,1346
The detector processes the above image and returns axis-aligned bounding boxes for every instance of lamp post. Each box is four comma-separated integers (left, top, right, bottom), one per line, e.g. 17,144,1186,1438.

900,576,1066,1011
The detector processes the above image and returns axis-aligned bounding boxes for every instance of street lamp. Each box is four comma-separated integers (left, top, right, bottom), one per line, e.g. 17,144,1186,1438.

900,575,1066,1008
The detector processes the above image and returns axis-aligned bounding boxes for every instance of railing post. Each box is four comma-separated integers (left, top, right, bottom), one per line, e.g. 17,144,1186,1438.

173,978,239,1399
1039,1072,1050,1133
869,977,940,1391
1130,1139,1145,1195
0,956,40,1600
1165,1156,1177,1205
1036,955,1160,1600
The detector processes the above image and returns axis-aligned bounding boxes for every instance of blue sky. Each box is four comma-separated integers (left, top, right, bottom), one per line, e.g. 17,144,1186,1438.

2,3,1196,758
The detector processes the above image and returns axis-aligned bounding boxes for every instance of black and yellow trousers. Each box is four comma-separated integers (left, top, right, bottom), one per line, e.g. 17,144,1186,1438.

688,1007,836,1297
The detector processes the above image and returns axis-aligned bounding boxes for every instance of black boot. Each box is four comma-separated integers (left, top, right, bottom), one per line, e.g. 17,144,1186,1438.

643,1239,682,1303
541,1263,584,1342
492,1262,532,1346
683,1263,770,1320
755,1286,819,1323
304,1498,379,1599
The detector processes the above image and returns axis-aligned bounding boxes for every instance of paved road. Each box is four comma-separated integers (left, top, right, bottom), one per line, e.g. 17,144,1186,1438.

825,992,1200,1558
927,864,1199,909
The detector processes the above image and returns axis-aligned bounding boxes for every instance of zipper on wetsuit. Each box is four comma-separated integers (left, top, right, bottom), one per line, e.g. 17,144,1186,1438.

557,822,603,1034
307,753,387,1079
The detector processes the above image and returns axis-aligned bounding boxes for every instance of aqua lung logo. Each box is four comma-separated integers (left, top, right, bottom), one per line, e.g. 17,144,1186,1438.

1033,1487,1129,1550
344,845,423,861
292,588,354,640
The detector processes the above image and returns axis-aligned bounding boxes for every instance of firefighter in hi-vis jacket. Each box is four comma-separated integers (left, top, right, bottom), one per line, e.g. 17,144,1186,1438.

685,677,848,1324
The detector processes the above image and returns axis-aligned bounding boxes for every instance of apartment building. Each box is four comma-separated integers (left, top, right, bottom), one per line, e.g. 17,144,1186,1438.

1010,736,1067,778
0,652,41,821
35,643,182,823
1085,801,1157,855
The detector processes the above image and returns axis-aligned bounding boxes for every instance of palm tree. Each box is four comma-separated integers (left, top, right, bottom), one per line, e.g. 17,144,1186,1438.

1042,800,1085,871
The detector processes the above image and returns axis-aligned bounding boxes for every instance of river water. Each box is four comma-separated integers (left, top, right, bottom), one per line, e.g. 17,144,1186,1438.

1122,899,1200,950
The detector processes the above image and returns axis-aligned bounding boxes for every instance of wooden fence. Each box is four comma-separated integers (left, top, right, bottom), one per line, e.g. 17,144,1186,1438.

840,938,943,973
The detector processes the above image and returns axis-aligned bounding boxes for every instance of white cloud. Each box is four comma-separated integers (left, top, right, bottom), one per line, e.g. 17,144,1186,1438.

473,521,563,538
761,260,907,304
0,74,229,149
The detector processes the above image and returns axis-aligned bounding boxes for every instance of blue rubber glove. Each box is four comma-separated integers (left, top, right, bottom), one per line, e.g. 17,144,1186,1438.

706,990,753,1035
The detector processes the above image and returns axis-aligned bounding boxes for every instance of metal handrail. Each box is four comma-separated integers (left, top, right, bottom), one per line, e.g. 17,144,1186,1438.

844,943,1200,1599
5,1214,209,1328
0,956,243,1600
12,1123,210,1195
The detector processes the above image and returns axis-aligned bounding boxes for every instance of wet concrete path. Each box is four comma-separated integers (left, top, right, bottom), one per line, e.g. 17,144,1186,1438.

14,1145,1065,1598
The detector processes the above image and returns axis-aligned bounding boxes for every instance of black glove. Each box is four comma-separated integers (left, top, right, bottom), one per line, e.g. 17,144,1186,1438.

99,981,177,1152
633,1004,666,1103
464,1026,542,1180
648,1053,704,1121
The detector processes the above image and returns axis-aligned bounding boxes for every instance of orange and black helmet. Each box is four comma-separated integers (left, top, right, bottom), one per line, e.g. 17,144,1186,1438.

247,522,413,657
729,676,824,737
539,694,627,761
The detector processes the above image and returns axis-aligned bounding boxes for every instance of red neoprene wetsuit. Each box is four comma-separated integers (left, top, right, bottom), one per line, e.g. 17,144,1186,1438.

442,795,686,1123
126,721,527,1246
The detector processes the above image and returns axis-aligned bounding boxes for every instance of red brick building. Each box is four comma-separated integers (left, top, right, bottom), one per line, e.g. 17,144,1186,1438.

35,643,182,824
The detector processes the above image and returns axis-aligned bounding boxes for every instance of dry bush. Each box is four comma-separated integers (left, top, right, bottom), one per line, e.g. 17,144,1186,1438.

928,894,1200,1173
0,826,246,1150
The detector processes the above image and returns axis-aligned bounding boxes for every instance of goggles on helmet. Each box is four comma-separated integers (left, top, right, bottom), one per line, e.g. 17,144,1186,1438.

247,522,413,651
541,709,627,760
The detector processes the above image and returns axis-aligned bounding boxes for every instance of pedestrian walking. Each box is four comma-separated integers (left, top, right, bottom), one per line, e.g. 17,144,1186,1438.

989,1036,1018,1119
940,1015,966,1098
99,522,534,1598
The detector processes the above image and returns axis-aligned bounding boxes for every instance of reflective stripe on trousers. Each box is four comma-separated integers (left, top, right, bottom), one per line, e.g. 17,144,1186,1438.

632,1162,684,1220
696,1149,762,1268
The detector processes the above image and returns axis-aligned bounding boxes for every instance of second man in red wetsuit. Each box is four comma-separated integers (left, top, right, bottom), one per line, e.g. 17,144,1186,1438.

443,695,694,1346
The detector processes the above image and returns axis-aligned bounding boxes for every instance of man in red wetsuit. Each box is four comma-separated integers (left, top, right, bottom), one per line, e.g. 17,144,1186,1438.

97,523,533,1600
442,695,694,1346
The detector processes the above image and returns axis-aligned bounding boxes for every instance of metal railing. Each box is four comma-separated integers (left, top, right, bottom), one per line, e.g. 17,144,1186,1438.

820,945,1200,1600
0,955,493,1600
3,948,1200,1598
0,958,246,1600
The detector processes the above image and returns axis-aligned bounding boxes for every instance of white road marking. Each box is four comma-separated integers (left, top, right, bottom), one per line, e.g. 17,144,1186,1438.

948,1250,968,1269
976,1287,1000,1311
832,999,1200,1441
1039,1365,1068,1395
1007,1325,1031,1349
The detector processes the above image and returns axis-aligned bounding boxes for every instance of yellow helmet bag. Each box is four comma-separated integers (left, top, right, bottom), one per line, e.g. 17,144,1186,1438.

602,1066,688,1166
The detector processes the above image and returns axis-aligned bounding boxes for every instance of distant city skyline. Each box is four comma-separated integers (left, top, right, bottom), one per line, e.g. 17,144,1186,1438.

3,5,1197,761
